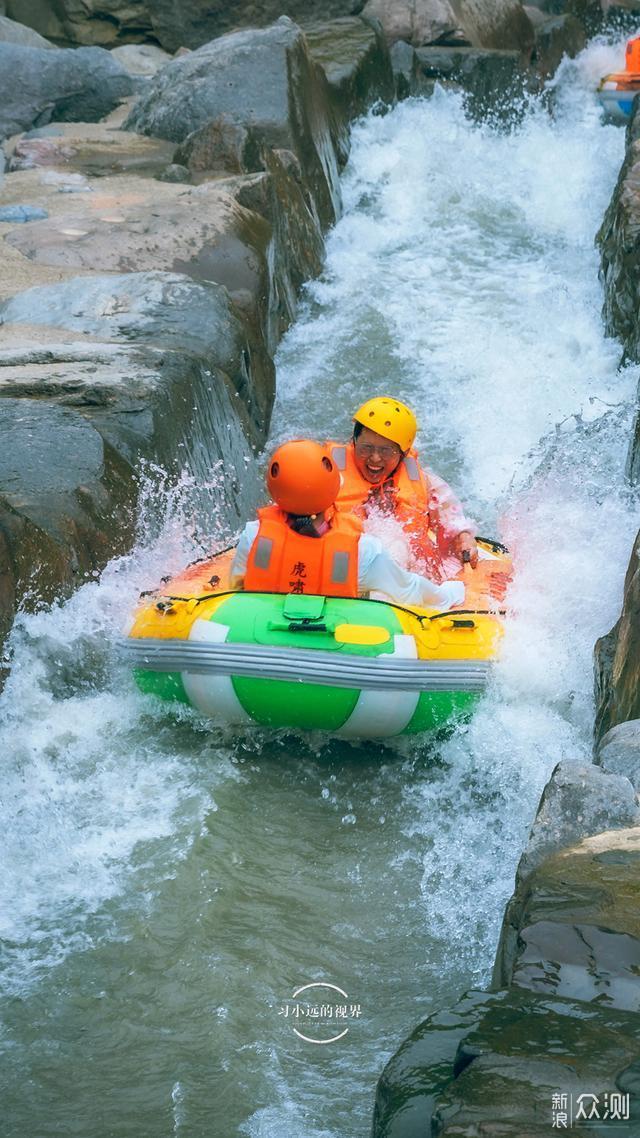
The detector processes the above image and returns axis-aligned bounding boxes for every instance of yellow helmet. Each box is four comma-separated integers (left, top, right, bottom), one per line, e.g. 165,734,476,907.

353,396,417,452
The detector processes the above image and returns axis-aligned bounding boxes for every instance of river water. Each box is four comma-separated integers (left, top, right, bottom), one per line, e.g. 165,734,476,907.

2,40,639,1138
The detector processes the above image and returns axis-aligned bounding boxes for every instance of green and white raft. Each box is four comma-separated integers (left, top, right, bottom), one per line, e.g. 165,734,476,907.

123,545,509,738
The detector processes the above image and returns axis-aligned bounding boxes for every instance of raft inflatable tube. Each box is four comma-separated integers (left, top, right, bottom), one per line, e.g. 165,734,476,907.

122,540,511,738
597,37,640,122
597,74,640,122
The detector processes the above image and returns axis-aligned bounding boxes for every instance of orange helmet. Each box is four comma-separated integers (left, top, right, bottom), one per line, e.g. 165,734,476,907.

266,440,340,515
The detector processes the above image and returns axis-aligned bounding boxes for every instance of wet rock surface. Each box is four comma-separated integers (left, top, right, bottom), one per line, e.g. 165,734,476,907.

0,397,135,651
390,40,419,98
0,42,134,141
372,986,640,1136
494,827,640,1007
601,109,640,483
304,18,395,166
414,45,529,118
5,121,175,177
0,271,272,453
530,11,585,78
568,0,640,36
594,528,640,741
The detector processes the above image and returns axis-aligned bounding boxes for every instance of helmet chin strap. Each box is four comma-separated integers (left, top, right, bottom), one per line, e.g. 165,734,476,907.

287,512,331,537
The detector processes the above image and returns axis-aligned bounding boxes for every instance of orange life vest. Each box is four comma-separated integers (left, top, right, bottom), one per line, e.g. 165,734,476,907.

244,504,362,597
627,36,640,73
328,440,443,571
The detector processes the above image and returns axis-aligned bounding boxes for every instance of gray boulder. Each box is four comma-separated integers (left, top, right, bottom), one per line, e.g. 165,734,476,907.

174,118,265,177
124,18,341,228
363,0,535,50
515,758,640,883
0,43,134,142
363,0,462,46
390,40,419,98
598,720,640,789
0,14,56,48
110,43,172,76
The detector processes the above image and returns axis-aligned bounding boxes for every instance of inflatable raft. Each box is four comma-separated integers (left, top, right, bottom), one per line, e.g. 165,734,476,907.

122,539,510,738
598,36,640,122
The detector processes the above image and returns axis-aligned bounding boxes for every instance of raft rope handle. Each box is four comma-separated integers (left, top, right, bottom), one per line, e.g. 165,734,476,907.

145,590,506,625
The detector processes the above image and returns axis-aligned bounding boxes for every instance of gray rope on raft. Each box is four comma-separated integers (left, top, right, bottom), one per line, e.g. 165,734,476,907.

120,639,492,693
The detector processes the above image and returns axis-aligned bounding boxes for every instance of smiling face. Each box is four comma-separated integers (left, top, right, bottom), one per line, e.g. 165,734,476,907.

353,426,404,483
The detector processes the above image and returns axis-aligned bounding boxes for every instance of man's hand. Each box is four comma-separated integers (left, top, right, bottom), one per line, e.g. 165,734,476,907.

452,530,478,569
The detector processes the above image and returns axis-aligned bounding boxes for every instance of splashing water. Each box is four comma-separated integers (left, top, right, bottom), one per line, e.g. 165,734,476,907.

2,39,639,1138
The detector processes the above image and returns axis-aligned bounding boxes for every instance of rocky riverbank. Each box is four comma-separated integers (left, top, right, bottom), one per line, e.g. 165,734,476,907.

373,774,640,1135
0,0,582,662
0,13,392,660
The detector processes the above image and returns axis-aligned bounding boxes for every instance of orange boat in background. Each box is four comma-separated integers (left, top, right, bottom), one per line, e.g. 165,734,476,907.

598,35,640,122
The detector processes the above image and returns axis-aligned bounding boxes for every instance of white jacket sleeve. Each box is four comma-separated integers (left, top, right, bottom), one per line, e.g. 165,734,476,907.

229,521,259,588
358,535,465,610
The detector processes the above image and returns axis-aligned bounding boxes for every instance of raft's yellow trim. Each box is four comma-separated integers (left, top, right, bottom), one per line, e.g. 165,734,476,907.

334,623,391,646
129,593,229,640
130,592,503,663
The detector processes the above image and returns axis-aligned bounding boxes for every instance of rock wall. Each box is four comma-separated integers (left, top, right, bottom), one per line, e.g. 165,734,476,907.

4,0,586,61
594,529,640,742
595,105,640,745
4,0,362,50
0,14,393,658
597,105,640,486
374,984,640,1136
372,757,640,1135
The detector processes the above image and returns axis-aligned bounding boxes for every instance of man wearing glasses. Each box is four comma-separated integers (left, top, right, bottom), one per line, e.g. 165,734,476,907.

328,397,478,579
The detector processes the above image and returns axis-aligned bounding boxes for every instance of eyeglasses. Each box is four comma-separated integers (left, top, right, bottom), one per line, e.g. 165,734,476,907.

355,442,401,460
